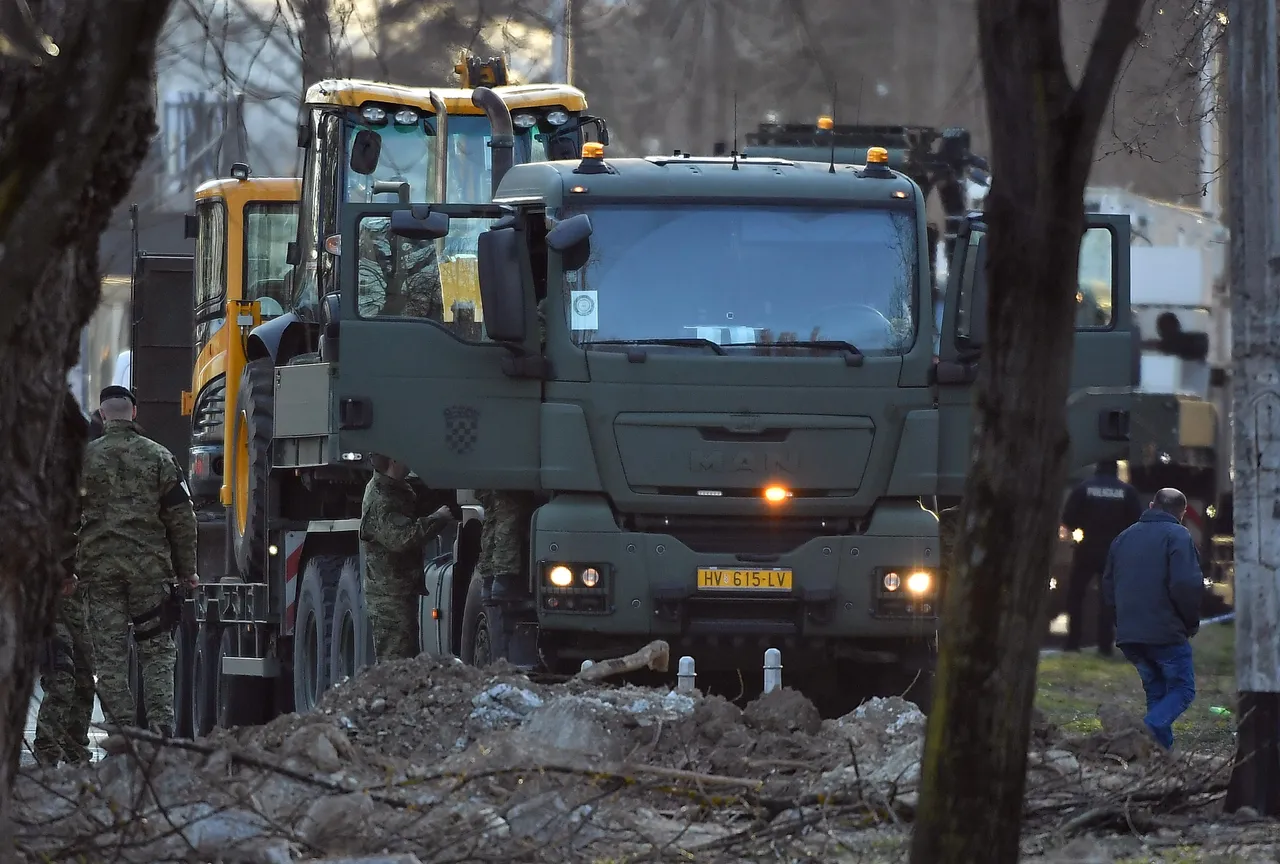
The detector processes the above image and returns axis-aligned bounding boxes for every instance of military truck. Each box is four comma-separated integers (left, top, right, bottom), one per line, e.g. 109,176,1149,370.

207,85,1134,722
742,117,991,267
188,68,609,728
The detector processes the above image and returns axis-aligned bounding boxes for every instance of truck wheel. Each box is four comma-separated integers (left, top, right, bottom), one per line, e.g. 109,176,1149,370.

229,358,274,582
293,555,340,714
173,615,197,738
216,627,271,729
191,622,219,737
329,557,369,681
460,576,509,666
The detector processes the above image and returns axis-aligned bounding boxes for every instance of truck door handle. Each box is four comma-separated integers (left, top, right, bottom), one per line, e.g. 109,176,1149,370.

1098,408,1130,442
339,397,372,430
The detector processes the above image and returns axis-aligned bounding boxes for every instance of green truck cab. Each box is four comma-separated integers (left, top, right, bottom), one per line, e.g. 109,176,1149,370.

329,103,1135,712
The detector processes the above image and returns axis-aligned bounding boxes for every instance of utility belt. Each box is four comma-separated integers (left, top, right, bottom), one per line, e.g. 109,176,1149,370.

132,582,183,641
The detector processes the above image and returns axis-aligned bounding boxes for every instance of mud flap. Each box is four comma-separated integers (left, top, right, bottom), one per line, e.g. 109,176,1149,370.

509,622,540,670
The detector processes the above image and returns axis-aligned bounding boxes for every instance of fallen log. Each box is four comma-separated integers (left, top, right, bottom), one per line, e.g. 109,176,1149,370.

575,640,671,681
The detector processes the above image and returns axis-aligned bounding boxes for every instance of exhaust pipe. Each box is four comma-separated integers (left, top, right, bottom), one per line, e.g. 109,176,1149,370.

429,91,448,204
471,86,514,199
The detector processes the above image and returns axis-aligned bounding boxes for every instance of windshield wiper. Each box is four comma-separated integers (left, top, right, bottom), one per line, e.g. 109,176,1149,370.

584,338,727,356
746,340,865,366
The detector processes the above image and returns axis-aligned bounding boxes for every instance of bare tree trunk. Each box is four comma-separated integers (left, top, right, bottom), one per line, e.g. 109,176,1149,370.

1223,0,1280,817
294,0,332,91
909,2,1142,861
0,0,172,840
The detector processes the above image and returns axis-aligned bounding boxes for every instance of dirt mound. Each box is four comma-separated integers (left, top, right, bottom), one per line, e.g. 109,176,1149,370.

11,657,1237,862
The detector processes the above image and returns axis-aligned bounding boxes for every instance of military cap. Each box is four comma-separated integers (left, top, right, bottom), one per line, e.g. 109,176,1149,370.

99,385,136,405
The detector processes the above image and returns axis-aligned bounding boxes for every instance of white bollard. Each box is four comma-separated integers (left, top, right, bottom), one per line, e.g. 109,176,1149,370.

763,648,783,694
580,659,594,672
677,655,697,692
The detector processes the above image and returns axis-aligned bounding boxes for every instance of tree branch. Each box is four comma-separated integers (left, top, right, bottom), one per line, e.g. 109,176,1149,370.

1069,0,1146,143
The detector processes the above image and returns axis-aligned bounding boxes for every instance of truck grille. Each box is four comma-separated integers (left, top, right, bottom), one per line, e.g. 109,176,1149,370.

629,514,855,555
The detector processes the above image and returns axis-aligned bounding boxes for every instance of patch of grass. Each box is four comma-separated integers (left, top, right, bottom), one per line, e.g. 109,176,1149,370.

1035,622,1236,745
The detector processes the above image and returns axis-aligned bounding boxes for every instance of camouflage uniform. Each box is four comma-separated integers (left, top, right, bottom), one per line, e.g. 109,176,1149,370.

79,419,197,733
357,220,444,321
33,536,94,766
359,472,449,661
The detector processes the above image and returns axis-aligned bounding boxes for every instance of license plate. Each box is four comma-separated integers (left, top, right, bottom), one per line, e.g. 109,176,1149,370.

696,567,793,591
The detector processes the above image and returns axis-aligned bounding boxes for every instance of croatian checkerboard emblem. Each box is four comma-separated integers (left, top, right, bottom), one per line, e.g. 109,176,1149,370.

443,404,480,455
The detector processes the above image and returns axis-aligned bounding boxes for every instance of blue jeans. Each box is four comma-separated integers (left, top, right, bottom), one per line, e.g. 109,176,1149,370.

1119,641,1196,750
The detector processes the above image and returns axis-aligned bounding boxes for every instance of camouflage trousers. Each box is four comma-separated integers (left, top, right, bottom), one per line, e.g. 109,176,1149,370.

34,592,95,766
366,585,420,663
475,490,535,586
84,578,176,733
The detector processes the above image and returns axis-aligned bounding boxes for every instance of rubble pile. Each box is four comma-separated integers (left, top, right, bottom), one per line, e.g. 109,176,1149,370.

11,655,1238,863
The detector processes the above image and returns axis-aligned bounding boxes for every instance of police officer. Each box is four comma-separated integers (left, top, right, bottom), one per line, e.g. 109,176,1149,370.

359,455,453,661
1061,460,1143,655
79,385,198,736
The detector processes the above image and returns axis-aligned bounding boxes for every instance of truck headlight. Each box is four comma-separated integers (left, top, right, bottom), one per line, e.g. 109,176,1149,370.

906,571,932,594
581,567,600,588
548,565,574,587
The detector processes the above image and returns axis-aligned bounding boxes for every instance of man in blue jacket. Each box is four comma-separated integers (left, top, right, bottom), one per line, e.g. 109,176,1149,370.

1102,487,1204,751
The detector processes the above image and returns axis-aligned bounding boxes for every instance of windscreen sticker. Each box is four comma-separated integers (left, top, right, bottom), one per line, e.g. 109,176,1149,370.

570,291,598,330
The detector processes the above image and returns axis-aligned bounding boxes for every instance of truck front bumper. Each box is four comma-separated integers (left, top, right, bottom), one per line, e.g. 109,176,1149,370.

529,494,942,643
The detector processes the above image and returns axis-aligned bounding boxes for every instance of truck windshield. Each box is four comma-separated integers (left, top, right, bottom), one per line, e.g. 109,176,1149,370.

563,204,918,355
244,202,298,316
346,114,544,205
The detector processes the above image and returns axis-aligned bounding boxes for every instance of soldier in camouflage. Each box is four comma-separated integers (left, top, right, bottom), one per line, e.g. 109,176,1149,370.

33,530,95,766
360,455,454,661
357,220,444,321
78,386,198,735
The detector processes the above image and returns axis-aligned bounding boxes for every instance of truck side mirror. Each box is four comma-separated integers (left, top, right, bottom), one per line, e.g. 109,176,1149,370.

546,213,593,271
390,208,450,241
286,241,300,266
350,129,382,175
965,238,988,351
478,226,528,343
183,213,199,240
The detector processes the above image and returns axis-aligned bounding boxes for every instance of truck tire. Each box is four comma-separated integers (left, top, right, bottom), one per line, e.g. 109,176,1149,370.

329,557,370,681
229,358,274,582
293,555,340,714
191,622,219,737
173,615,197,738
460,576,509,666
216,627,272,729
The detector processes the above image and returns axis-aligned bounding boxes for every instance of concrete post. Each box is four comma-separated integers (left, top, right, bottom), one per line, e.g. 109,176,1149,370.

763,648,782,694
677,656,696,692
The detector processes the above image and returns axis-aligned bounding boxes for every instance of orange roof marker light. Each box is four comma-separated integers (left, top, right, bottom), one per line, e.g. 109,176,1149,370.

763,485,792,504
866,146,889,165
582,142,605,159
816,115,834,130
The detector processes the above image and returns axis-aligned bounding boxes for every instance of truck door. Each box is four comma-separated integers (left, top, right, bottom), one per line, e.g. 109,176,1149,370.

935,215,1134,496
131,253,196,472
333,204,542,489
